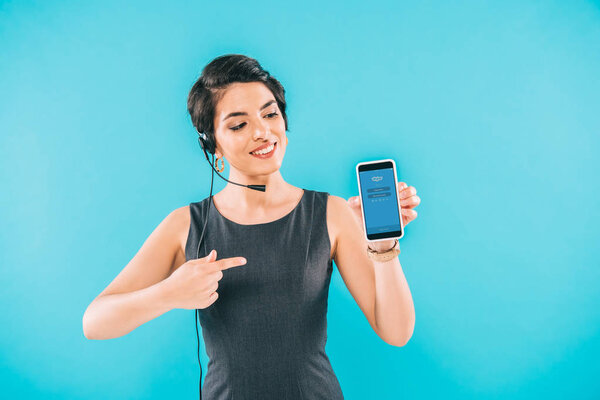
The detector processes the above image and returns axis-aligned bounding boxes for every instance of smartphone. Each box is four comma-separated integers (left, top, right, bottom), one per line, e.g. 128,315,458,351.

355,159,404,243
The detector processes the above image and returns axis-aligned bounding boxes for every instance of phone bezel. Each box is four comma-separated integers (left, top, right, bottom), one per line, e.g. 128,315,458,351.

355,158,404,242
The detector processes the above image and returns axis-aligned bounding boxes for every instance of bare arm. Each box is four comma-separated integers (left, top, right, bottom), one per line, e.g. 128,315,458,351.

82,279,174,340
82,206,189,340
329,194,415,346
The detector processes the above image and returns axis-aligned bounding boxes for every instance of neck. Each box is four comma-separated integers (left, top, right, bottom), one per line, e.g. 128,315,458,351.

218,169,292,210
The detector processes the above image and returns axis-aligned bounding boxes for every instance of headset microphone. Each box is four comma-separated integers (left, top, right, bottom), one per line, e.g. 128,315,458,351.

197,131,266,192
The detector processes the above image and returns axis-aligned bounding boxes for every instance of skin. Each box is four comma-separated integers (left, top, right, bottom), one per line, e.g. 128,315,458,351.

83,81,420,346
207,81,305,225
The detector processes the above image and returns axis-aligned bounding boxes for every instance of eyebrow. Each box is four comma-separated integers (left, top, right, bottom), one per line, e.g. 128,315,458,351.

222,100,277,121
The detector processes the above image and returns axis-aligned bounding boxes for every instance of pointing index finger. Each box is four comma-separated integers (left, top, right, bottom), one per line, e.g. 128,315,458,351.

212,256,248,271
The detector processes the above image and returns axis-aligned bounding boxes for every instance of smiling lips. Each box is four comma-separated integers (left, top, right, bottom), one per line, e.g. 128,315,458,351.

249,142,276,155
249,142,277,158
250,141,276,153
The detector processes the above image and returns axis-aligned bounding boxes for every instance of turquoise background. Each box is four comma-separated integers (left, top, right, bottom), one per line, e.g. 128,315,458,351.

1,0,599,398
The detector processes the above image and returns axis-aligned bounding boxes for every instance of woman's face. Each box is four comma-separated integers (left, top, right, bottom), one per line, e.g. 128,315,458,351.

213,81,286,174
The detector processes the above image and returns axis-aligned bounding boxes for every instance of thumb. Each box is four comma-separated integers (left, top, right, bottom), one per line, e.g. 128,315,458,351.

349,196,360,207
203,249,217,262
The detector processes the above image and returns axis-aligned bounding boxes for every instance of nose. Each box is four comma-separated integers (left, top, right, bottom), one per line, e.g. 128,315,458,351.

252,118,272,141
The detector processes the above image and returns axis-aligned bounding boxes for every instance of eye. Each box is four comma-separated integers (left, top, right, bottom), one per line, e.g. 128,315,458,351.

229,112,278,131
230,123,246,131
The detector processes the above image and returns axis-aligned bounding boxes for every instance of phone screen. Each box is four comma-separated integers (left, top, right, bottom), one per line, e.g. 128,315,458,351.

357,161,403,240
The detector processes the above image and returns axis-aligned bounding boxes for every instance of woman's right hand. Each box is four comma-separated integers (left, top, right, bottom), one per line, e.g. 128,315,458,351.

162,249,247,310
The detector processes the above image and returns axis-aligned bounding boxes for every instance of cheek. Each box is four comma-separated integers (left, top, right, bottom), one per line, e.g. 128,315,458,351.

274,118,286,131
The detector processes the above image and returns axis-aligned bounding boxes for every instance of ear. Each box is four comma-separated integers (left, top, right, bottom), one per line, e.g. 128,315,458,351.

212,140,222,158
213,134,223,159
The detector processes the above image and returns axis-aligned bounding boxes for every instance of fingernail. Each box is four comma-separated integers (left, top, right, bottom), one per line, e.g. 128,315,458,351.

240,258,247,264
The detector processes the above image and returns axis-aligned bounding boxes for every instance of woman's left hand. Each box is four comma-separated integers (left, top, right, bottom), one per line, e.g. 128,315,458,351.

347,182,420,252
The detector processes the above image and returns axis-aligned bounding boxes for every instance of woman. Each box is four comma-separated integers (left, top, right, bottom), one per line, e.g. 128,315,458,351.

82,54,420,399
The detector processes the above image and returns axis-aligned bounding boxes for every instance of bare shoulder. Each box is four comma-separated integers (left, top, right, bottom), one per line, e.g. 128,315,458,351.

169,204,190,225
326,194,349,261
326,193,348,216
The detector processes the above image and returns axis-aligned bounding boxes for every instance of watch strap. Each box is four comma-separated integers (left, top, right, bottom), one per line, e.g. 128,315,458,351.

367,239,401,262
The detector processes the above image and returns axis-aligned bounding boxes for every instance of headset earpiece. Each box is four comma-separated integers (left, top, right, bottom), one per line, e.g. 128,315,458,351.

197,131,215,155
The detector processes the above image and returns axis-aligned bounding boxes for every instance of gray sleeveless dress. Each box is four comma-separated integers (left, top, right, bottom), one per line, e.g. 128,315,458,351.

184,188,345,400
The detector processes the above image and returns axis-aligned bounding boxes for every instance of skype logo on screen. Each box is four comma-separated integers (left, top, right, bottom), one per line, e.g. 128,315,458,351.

371,176,383,182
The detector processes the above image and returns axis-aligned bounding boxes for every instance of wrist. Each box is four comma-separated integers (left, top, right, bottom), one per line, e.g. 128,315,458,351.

368,239,397,253
155,279,176,311
367,239,401,262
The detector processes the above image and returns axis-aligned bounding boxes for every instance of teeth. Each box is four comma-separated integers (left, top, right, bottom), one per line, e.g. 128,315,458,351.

251,143,275,155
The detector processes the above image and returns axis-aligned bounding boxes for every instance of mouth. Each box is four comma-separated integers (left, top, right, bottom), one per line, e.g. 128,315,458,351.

249,142,277,158
249,142,277,155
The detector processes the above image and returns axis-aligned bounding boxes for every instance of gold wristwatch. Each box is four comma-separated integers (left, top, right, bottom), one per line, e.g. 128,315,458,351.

367,239,401,262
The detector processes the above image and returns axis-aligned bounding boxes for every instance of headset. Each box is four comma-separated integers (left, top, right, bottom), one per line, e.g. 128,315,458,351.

194,129,266,399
